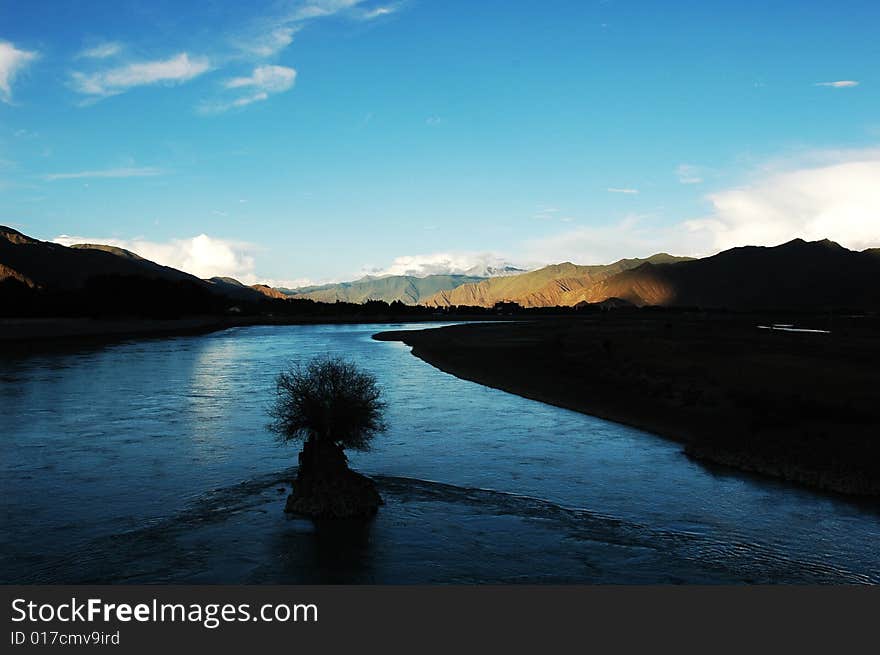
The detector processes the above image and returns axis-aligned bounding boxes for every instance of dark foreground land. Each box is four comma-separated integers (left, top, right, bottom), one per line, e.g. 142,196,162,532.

376,313,880,496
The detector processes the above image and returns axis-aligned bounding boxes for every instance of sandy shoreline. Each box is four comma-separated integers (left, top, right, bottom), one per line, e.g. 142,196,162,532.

374,316,880,497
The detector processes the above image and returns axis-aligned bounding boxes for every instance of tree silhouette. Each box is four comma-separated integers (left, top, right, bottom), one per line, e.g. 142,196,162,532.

269,357,387,518
269,356,386,452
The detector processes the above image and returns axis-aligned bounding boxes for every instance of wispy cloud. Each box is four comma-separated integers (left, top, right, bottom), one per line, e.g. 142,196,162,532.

63,2,399,109
202,64,297,113
360,4,401,20
76,41,123,60
607,187,639,194
533,206,560,220
523,214,681,266
236,27,298,58
226,64,296,92
233,1,400,57
815,80,859,88
43,167,163,181
70,53,211,99
289,0,367,21
676,163,703,184
0,40,38,103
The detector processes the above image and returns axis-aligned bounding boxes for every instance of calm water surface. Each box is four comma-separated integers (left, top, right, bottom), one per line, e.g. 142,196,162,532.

1,323,878,583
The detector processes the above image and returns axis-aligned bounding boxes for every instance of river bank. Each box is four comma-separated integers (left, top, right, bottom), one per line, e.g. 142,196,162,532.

374,314,880,496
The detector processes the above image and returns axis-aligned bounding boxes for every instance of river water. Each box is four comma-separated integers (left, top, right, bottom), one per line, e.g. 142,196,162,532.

1,323,877,583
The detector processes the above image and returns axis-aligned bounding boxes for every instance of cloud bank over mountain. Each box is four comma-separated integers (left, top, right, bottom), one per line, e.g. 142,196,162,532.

685,150,880,253
361,252,524,278
53,233,256,281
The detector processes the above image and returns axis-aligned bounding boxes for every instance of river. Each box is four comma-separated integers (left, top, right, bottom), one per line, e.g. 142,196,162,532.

1,322,877,583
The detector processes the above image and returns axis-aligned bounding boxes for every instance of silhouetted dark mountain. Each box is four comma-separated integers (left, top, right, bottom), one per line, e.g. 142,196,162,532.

205,276,279,302
0,226,267,317
583,238,880,310
1,228,199,290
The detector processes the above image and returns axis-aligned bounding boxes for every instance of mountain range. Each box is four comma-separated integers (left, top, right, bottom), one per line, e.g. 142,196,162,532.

424,254,692,307
3,225,879,314
280,264,525,304
574,238,880,310
426,240,880,310
281,274,488,305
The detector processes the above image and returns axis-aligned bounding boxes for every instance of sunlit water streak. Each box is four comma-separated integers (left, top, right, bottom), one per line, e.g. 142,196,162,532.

1,323,878,583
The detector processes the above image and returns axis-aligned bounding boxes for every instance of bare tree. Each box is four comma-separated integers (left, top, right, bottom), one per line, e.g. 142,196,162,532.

269,356,386,451
269,356,387,518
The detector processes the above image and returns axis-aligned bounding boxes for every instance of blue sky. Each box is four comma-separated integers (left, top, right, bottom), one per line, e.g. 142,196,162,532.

1,0,878,285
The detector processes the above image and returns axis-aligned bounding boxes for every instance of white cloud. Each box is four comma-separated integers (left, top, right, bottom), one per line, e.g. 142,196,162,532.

260,276,316,289
676,164,703,184
533,206,560,220
290,0,366,21
607,187,639,194
0,40,38,103
815,80,859,88
237,27,297,57
363,252,523,278
43,167,163,181
360,5,400,20
52,233,259,281
204,64,297,112
77,42,123,59
226,65,296,92
524,149,880,266
71,53,211,98
233,1,373,57
685,150,880,252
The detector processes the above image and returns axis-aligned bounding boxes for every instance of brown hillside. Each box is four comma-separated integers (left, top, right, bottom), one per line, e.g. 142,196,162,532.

425,254,690,307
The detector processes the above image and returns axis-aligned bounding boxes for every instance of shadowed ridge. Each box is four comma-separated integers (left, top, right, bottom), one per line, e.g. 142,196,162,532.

0,225,39,245
204,276,270,302
69,243,147,261
0,226,281,316
209,276,247,287
587,238,880,310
